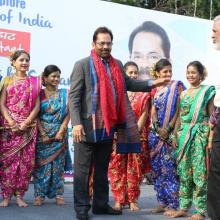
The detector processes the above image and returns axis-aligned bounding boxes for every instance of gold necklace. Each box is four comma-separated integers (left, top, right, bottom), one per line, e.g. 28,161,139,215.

128,92,135,101
13,74,27,88
156,85,168,96
186,84,201,98
14,73,27,80
44,88,58,99
190,84,201,89
12,74,29,94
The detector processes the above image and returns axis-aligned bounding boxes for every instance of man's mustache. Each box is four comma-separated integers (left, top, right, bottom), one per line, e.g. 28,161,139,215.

139,67,150,75
138,67,151,80
102,49,110,52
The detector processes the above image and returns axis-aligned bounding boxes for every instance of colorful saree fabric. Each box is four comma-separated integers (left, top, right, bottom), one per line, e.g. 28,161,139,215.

148,80,184,209
33,88,71,199
174,85,215,215
0,75,2,92
108,92,151,205
209,107,220,126
0,76,40,198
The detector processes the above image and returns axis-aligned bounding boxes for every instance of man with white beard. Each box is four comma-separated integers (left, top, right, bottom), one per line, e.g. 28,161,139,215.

207,15,220,220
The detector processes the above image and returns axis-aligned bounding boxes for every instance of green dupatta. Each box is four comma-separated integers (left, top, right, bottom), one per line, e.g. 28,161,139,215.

174,85,215,164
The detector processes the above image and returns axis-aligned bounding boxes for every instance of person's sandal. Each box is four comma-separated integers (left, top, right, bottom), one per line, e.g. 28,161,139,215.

16,195,28,207
130,202,140,211
114,202,122,211
56,196,65,206
33,197,44,206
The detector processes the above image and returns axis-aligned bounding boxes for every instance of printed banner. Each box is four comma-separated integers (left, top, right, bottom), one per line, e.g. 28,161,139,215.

1,0,220,182
0,28,30,57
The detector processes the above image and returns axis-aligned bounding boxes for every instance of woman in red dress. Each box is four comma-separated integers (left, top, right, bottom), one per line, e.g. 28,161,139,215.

108,61,151,211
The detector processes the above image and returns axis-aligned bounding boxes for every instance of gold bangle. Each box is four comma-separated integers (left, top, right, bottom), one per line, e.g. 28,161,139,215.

60,126,67,132
8,120,16,127
25,118,32,126
59,129,66,134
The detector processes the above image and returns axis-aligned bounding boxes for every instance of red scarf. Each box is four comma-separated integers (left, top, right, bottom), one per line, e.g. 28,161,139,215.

91,49,126,135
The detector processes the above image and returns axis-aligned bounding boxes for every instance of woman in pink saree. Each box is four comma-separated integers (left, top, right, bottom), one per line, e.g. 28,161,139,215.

0,50,41,207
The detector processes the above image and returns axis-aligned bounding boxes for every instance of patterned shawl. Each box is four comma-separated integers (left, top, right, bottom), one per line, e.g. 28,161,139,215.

90,49,141,153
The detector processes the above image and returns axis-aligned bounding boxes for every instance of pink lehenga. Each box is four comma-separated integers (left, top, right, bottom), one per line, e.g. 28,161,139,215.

0,76,41,199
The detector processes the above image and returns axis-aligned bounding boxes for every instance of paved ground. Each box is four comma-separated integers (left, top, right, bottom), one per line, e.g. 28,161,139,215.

1,184,210,220
73,184,210,220
0,184,73,220
84,185,190,220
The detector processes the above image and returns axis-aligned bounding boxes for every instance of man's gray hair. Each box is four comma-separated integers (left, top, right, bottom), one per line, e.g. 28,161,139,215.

214,15,220,22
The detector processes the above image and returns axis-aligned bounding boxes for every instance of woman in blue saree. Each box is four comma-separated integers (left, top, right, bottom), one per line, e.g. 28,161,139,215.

148,59,184,214
33,65,71,206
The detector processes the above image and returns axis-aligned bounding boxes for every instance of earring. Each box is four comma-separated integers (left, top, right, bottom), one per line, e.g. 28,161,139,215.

41,76,47,87
12,66,16,75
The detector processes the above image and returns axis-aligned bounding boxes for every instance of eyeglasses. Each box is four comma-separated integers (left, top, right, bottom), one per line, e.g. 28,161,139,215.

132,52,163,62
95,41,113,47
131,52,164,65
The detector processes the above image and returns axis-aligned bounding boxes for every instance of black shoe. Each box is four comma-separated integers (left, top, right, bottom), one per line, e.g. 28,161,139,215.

77,217,88,220
92,204,122,215
76,215,89,220
76,212,89,220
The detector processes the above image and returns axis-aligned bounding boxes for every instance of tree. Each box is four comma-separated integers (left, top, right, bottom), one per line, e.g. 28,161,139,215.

103,0,220,20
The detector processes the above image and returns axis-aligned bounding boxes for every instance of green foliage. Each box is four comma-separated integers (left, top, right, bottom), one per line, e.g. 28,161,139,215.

102,0,220,20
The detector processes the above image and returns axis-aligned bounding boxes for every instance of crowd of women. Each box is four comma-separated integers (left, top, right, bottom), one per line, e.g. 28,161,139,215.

108,58,216,220
0,50,72,208
0,49,218,220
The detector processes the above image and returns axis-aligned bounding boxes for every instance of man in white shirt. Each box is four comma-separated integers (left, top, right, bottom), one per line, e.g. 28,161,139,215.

207,15,220,220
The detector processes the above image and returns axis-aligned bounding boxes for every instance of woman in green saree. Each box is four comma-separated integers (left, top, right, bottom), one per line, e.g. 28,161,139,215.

168,61,215,220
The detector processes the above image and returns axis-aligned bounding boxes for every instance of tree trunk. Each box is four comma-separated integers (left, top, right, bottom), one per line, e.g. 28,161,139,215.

193,0,197,17
174,0,178,14
210,0,213,20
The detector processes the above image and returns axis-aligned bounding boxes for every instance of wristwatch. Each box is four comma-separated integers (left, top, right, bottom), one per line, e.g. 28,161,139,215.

147,79,153,87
